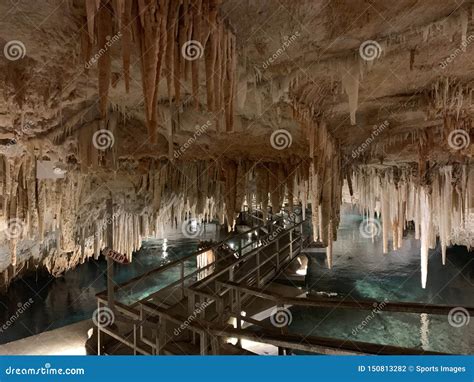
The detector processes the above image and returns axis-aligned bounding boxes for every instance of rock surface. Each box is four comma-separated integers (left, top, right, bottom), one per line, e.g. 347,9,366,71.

0,0,472,290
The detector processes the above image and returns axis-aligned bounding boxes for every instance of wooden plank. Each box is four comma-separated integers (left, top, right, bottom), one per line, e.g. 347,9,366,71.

97,213,296,295
220,281,474,316
145,305,446,355
300,247,326,253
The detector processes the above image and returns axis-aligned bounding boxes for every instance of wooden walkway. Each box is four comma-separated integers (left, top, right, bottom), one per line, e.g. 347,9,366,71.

95,211,472,355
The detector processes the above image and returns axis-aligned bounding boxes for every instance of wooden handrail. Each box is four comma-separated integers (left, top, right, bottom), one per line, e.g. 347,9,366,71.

96,210,289,297
219,281,474,316
135,304,448,355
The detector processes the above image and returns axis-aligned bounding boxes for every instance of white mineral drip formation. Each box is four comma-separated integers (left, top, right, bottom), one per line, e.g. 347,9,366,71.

354,164,473,288
419,187,431,289
340,57,360,125
1,154,347,289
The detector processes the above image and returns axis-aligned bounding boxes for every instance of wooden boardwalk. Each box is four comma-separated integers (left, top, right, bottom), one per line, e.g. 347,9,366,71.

95,211,473,355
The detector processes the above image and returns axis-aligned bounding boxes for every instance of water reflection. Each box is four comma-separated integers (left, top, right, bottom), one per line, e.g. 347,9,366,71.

0,234,208,345
292,204,474,354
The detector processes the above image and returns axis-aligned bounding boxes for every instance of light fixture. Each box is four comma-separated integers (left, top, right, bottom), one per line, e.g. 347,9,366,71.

296,268,307,276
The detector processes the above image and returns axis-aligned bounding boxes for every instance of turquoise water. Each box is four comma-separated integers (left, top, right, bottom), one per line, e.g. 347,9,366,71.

0,208,472,354
289,205,473,354
0,235,206,345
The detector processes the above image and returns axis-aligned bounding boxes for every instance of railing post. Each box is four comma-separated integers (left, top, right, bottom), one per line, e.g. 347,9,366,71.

133,323,137,355
217,298,224,325
236,289,242,348
289,229,293,259
180,261,185,299
256,251,261,286
300,225,303,253
158,317,166,355
97,300,101,355
276,235,280,269
139,304,144,341
200,332,208,355
230,287,235,313
188,292,196,344
211,335,220,355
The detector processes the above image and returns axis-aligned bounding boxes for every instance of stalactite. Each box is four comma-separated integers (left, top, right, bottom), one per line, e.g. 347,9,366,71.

174,2,184,105
121,0,133,93
85,0,98,42
134,0,161,142
327,220,333,269
341,57,360,125
419,187,431,289
85,0,236,141
97,2,113,119
80,28,92,71
291,99,344,247
353,164,473,287
191,0,203,109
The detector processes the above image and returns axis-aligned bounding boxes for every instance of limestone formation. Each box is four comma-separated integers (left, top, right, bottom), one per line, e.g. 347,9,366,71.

0,0,472,291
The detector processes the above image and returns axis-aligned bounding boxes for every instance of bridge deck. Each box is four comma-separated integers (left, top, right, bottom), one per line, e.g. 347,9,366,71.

95,211,471,355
